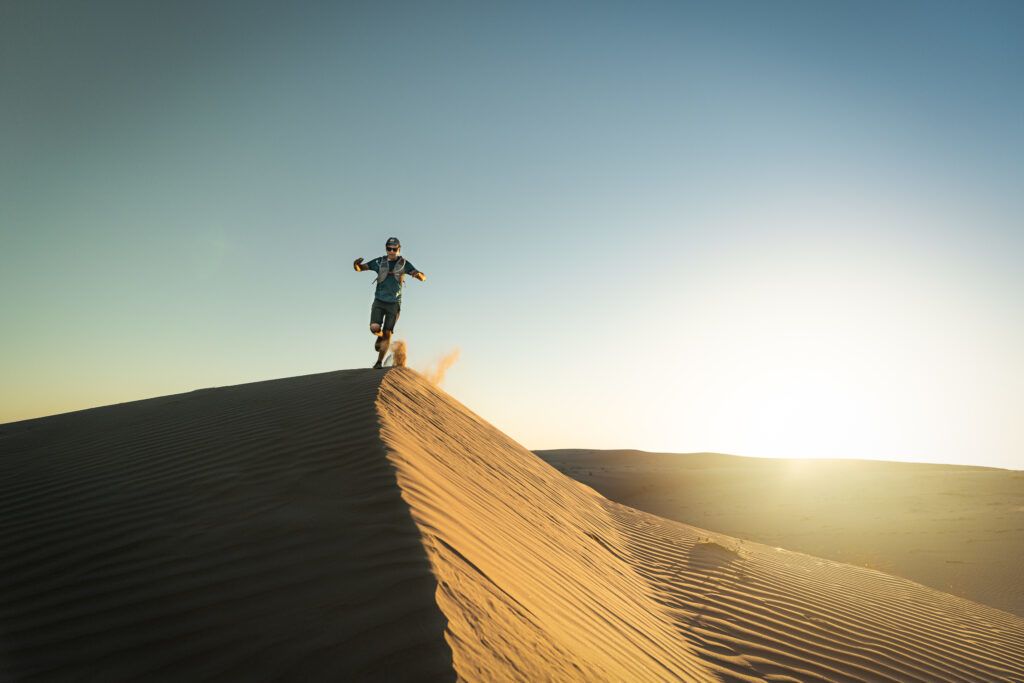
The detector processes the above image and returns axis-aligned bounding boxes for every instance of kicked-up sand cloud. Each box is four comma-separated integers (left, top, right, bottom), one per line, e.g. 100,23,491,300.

1,368,1023,680
422,347,460,386
391,339,407,367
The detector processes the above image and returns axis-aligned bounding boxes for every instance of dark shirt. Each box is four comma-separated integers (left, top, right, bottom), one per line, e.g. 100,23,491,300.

364,256,417,303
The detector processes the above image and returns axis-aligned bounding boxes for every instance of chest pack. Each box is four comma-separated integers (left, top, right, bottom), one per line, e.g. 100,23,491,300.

376,256,407,284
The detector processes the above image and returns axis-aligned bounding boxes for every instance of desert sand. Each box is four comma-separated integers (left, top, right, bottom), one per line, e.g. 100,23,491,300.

538,449,1024,619
2,368,1023,681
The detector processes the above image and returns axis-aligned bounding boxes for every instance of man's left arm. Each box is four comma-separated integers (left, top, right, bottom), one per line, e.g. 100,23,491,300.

406,261,426,281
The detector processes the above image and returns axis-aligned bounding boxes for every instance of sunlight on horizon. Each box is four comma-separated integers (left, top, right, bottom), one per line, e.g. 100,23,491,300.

495,197,1022,470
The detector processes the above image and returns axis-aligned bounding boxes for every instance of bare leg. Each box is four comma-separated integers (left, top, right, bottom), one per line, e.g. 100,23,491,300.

374,330,392,368
374,328,389,352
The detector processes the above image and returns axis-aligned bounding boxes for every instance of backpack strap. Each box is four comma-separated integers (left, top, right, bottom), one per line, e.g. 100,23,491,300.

376,256,407,284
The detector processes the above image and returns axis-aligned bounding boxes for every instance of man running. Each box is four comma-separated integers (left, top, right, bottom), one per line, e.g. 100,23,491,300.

353,237,426,368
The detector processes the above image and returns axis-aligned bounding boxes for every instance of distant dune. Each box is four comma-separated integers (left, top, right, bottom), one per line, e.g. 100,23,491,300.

2,370,1023,681
537,449,1024,618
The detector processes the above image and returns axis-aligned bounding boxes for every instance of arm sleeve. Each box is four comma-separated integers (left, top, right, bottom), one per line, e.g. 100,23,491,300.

363,257,379,272
404,260,417,274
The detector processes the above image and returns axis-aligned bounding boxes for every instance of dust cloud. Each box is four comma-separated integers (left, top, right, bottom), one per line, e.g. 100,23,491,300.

391,340,407,367
423,348,461,385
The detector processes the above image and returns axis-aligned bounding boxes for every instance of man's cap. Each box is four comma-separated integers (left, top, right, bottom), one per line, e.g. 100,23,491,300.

385,237,401,248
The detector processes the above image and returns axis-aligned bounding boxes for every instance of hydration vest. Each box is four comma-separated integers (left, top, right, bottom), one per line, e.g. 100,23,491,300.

376,255,406,284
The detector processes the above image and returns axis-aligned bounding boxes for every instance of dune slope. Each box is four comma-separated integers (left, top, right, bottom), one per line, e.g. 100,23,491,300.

380,369,1024,682
538,449,1024,617
378,370,714,682
610,501,1024,682
0,370,452,681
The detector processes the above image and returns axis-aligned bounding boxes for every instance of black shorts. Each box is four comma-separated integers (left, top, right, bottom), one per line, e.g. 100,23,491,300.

370,298,401,332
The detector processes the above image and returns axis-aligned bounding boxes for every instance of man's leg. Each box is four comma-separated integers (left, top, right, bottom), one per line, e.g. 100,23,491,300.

375,331,391,364
369,301,385,339
373,302,394,353
374,303,400,367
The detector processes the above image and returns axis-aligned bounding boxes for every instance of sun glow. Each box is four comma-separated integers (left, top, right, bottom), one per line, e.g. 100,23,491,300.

633,219,1017,465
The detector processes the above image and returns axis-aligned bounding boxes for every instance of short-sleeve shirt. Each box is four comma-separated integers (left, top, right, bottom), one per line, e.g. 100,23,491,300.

365,256,417,303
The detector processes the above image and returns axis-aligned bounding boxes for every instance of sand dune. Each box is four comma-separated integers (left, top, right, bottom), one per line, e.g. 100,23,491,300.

0,371,451,681
380,371,1024,682
538,449,1024,618
610,503,1024,681
2,368,1024,681
378,371,712,682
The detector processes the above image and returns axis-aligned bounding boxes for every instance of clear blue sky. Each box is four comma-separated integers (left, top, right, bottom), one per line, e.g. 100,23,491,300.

2,1,1022,468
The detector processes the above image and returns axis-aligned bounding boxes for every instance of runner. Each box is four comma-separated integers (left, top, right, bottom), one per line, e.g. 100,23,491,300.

353,237,426,368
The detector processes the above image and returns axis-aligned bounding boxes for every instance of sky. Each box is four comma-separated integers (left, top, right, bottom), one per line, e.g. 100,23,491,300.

2,1,1022,469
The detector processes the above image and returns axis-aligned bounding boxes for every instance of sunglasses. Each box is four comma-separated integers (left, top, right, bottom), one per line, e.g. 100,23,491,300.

386,247,400,252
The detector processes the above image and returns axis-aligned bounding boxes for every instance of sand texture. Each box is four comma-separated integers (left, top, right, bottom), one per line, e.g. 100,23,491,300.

538,449,1024,618
2,368,1024,681
0,370,452,681
380,371,1024,682
378,371,714,682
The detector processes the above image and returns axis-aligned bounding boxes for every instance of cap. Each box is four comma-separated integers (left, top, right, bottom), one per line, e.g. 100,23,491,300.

385,237,401,248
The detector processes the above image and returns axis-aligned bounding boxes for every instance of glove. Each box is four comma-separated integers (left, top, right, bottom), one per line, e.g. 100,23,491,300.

353,257,364,272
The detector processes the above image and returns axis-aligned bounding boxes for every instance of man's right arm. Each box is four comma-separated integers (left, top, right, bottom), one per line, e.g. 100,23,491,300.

354,257,369,272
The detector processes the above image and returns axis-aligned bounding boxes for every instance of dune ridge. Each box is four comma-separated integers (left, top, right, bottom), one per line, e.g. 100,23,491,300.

2,367,1023,681
377,369,714,682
